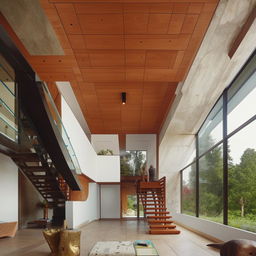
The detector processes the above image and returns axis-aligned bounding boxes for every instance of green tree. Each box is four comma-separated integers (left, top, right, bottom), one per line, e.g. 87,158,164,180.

229,148,256,217
120,151,146,176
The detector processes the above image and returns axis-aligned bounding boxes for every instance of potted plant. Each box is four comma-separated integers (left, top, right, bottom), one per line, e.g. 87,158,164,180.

97,149,114,155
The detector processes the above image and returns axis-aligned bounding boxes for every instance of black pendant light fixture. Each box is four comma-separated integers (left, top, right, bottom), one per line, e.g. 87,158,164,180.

121,92,126,105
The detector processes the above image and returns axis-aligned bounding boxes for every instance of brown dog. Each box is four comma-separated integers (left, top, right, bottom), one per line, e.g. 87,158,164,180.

207,240,256,256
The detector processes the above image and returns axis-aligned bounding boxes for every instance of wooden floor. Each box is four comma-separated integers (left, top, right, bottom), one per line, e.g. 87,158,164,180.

0,220,219,256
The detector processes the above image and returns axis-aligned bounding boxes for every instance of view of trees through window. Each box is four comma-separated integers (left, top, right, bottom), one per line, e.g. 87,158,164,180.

121,150,147,176
181,52,256,233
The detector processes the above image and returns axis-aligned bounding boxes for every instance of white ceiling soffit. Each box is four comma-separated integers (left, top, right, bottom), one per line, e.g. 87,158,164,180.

56,81,91,138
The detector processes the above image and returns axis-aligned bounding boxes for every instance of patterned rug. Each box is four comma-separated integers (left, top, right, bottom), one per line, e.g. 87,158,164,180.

89,241,135,256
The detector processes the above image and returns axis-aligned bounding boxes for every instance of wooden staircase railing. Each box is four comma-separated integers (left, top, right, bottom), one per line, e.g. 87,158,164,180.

137,176,180,234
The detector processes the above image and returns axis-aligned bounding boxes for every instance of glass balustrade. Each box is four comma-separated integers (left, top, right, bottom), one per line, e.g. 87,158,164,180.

41,82,81,174
0,54,18,142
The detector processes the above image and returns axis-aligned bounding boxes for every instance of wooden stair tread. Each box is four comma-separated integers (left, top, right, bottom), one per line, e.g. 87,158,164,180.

149,229,180,234
138,177,180,235
11,153,40,161
144,207,167,210
148,220,174,224
145,211,170,214
149,224,176,229
23,166,46,170
147,216,172,219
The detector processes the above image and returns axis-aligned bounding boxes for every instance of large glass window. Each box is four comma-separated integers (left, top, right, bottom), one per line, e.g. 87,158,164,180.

181,163,196,216
199,145,223,223
181,51,256,233
198,97,223,156
227,54,256,133
228,121,256,232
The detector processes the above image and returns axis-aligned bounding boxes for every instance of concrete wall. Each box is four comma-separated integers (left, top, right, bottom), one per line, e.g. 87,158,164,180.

160,0,256,240
100,185,120,219
91,134,119,155
0,153,18,222
126,134,156,170
66,183,100,229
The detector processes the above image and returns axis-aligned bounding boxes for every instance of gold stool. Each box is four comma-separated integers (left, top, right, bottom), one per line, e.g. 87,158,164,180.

58,230,81,256
43,228,62,255
43,229,81,256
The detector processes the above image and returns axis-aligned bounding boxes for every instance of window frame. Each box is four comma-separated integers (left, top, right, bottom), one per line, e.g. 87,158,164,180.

180,50,256,227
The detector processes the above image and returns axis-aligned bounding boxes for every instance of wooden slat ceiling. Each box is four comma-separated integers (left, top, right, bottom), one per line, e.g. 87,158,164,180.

9,0,220,134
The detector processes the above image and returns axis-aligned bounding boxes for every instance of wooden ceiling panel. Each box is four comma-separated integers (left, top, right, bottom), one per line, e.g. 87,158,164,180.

125,69,144,82
147,14,171,34
88,50,125,67
55,4,82,34
168,14,185,34
181,15,199,33
125,35,190,50
188,3,204,14
74,3,123,14
145,51,177,68
173,3,189,13
68,35,86,49
144,69,178,82
124,14,149,34
81,68,125,82
84,35,124,50
123,92,143,106
149,3,173,13
123,3,150,13
75,53,91,68
125,51,146,67
78,14,124,34
23,0,219,134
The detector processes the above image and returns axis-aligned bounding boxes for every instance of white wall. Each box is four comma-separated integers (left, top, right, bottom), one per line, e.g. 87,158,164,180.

62,97,121,182
100,185,120,219
173,213,256,242
91,134,119,155
0,153,18,222
62,96,98,181
126,134,156,169
66,183,100,229
96,156,120,182
56,81,91,138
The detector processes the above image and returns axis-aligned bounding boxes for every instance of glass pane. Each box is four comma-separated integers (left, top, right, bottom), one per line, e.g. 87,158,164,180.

198,97,223,156
121,151,147,176
181,163,196,216
199,145,223,223
227,54,256,134
123,195,137,217
0,54,17,142
228,121,256,233
41,83,81,174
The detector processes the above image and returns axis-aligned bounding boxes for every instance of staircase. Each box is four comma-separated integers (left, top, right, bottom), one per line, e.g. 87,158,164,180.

11,151,70,226
137,177,180,234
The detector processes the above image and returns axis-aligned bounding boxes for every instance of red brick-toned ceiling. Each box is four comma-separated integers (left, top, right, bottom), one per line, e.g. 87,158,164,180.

1,0,219,134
